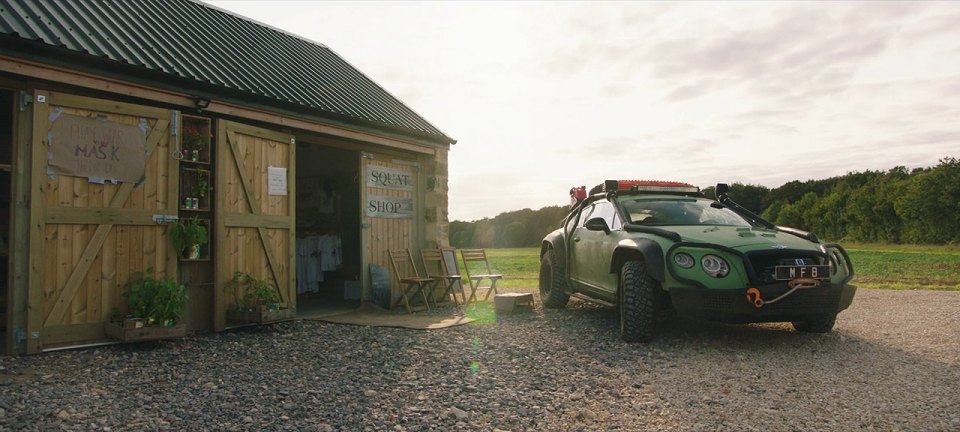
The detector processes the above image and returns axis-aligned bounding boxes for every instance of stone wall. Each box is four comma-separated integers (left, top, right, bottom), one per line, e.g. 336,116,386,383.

422,147,450,248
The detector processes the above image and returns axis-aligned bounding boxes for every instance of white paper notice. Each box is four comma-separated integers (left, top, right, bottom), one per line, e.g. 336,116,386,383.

268,166,287,196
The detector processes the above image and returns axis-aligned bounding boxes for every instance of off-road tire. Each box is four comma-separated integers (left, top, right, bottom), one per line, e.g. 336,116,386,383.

539,249,570,308
620,260,658,342
792,314,837,333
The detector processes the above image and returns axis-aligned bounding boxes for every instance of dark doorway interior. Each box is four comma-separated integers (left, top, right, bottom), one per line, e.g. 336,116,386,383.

1,89,13,343
294,144,361,316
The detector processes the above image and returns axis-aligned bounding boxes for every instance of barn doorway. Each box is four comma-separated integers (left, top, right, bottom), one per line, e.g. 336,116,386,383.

294,144,362,316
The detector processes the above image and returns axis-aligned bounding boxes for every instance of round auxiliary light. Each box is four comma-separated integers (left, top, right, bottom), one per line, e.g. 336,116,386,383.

674,253,695,269
701,254,730,278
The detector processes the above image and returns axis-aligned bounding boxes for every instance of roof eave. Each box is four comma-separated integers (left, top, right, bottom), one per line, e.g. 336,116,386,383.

0,36,457,147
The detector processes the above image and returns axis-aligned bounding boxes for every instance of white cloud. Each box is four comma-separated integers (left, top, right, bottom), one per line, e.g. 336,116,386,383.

207,1,960,221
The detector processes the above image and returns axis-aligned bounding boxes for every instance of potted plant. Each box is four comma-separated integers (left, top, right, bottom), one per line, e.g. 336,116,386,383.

182,125,209,161
170,217,208,259
105,267,188,341
225,271,294,323
192,175,212,208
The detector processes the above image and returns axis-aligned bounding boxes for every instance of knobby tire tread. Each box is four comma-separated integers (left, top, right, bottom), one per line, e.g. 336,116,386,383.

540,249,570,309
620,260,657,342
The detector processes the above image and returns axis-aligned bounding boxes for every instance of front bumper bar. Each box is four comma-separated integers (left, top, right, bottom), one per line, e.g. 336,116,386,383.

669,282,857,323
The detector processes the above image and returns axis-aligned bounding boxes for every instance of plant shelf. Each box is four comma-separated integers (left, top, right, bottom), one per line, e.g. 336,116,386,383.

227,306,295,324
104,319,186,342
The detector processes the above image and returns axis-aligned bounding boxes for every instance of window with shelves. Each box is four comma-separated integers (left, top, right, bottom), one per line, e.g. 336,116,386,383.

178,115,214,263
177,114,216,331
180,115,212,164
180,168,212,211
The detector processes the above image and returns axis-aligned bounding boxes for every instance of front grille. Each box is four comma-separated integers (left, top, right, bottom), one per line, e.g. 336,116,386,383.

702,293,733,310
748,252,823,285
764,286,841,311
697,286,841,312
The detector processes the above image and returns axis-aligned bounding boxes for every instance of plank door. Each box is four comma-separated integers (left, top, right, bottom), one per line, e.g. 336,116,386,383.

215,121,295,330
363,156,419,307
28,92,177,352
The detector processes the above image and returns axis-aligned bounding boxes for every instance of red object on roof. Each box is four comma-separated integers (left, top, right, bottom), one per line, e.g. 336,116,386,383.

570,186,587,205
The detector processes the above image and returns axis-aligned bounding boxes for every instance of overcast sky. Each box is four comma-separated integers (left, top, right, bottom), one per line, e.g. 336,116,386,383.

207,1,960,221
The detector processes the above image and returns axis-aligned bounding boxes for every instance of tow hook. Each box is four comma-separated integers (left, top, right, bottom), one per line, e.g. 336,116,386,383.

747,278,820,309
746,288,763,308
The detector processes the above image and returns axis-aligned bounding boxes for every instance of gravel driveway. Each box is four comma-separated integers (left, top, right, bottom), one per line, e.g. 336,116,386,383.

1,288,958,431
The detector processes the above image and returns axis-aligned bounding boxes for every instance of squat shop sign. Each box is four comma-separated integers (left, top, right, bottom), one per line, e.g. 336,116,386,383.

48,113,147,183
366,164,414,219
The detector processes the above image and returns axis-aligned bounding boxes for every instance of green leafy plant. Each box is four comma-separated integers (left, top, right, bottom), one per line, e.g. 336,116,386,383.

109,307,125,324
192,175,212,198
170,217,208,258
226,271,280,310
125,267,188,326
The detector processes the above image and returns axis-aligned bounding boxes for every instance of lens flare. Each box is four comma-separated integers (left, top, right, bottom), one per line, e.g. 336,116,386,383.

469,337,482,375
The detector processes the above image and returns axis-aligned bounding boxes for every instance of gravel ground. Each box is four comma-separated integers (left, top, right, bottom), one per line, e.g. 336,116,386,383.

1,288,958,431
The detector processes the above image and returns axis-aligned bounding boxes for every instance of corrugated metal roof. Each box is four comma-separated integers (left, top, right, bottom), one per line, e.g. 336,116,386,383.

0,0,454,144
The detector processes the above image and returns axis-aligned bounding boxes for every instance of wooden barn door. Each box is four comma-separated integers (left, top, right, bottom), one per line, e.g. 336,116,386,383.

215,121,294,330
362,155,419,306
27,92,176,352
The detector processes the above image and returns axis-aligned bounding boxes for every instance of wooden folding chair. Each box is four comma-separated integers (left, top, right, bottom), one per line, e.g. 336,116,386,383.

459,248,502,303
388,249,436,313
420,248,465,306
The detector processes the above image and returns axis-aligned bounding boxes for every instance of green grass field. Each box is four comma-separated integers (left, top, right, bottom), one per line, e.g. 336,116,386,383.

483,245,960,291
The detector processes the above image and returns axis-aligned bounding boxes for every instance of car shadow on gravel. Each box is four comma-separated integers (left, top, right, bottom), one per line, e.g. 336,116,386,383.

540,297,828,349
534,295,958,371
530,297,959,430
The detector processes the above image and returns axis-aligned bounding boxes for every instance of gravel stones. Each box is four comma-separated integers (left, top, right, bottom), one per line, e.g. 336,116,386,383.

1,289,958,431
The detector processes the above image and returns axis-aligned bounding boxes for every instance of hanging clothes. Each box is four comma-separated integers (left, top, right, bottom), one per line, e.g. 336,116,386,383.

318,234,342,272
296,236,324,294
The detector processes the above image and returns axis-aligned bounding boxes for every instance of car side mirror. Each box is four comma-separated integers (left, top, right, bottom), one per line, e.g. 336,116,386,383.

584,217,611,234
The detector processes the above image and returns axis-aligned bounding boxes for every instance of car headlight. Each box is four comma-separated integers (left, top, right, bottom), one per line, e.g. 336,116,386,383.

674,252,695,269
701,254,730,278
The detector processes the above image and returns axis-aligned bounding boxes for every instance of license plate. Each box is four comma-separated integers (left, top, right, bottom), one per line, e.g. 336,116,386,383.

775,265,830,280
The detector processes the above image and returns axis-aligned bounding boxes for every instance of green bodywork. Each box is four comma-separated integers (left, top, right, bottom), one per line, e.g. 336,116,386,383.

542,186,856,337
550,193,854,304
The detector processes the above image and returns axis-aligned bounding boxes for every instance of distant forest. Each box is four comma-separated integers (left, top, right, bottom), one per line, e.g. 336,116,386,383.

449,157,960,247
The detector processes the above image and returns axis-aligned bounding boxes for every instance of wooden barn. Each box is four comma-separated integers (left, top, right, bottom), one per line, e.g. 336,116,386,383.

0,0,456,354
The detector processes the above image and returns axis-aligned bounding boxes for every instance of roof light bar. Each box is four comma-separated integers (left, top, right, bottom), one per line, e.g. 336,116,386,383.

606,180,700,193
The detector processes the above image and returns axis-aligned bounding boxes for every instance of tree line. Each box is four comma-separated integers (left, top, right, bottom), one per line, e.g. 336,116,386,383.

449,157,960,247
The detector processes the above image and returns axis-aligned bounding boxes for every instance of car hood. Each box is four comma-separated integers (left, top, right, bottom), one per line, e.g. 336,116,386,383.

667,226,820,252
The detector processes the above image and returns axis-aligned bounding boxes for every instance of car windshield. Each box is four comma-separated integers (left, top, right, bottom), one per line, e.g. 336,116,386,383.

619,197,753,227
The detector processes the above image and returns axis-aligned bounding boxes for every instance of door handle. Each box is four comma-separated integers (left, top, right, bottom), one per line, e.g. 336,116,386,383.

573,237,580,242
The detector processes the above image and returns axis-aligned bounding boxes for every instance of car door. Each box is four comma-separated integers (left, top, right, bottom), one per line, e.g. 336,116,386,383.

569,200,620,296
566,204,590,285
579,201,621,291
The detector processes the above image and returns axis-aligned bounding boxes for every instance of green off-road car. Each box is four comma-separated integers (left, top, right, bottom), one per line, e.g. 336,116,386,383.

539,180,856,342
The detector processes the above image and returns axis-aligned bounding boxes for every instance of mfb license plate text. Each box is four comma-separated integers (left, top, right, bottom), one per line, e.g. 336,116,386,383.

775,265,830,280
